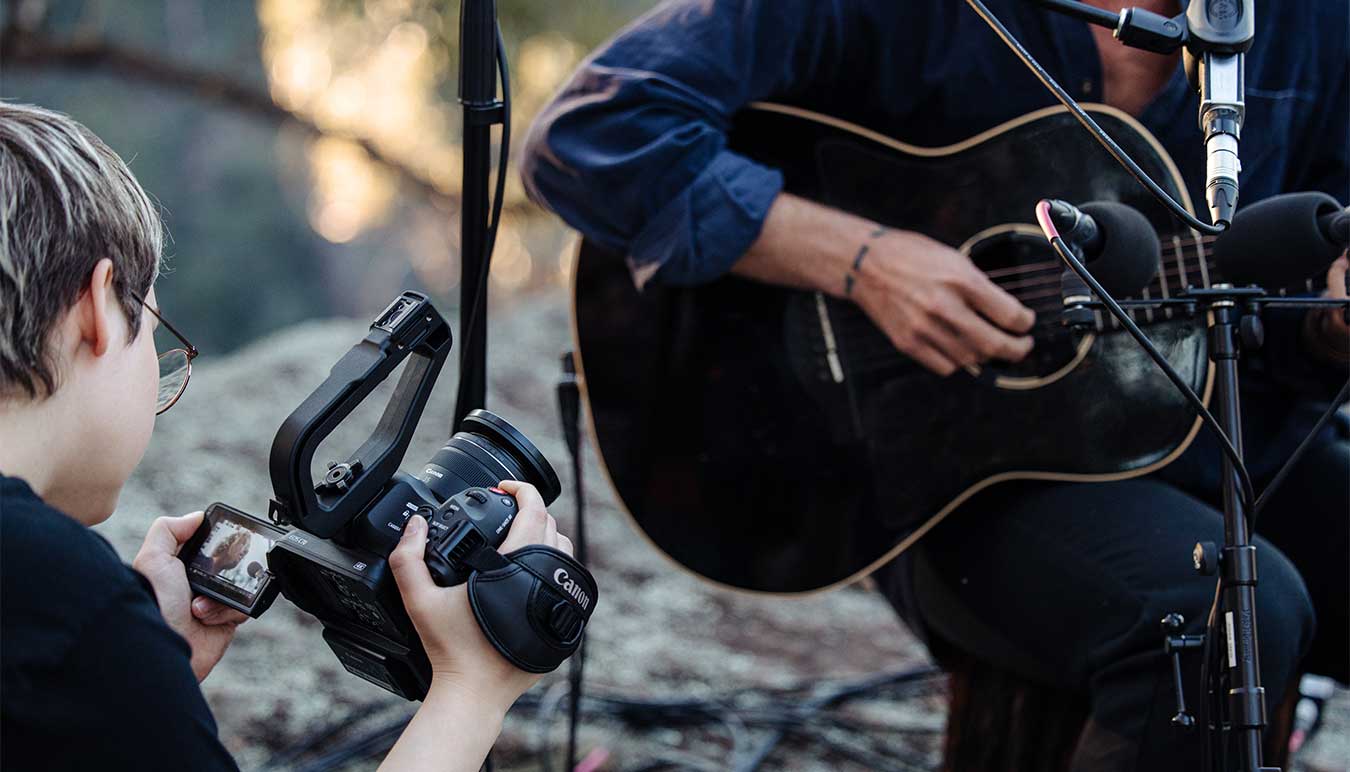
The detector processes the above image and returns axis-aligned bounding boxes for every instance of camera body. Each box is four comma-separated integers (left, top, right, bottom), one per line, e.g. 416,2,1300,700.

267,480,532,699
186,291,561,700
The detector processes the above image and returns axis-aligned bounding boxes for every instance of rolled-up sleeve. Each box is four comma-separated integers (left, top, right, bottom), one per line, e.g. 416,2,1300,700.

520,0,865,287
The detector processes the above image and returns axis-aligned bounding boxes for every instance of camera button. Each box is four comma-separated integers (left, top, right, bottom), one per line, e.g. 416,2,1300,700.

500,497,514,508
466,490,489,505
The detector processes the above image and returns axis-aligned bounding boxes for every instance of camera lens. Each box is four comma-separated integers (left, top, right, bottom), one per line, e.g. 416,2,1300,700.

418,409,562,505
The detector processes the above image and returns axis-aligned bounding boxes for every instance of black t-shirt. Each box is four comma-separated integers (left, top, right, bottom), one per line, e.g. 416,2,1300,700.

0,475,239,771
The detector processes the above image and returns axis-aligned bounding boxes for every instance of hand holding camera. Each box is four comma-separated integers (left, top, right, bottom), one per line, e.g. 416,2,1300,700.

134,511,251,681
389,480,570,712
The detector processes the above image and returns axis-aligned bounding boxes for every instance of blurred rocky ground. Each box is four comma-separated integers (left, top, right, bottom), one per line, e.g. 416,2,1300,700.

104,288,1349,771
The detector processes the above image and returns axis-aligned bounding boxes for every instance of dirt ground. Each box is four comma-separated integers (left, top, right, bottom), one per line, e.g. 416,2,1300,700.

102,287,1349,771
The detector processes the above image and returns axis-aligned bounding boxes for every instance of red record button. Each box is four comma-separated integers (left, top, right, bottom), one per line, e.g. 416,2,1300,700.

489,486,507,495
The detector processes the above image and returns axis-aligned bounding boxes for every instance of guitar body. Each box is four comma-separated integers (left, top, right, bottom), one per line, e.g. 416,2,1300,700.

572,104,1212,595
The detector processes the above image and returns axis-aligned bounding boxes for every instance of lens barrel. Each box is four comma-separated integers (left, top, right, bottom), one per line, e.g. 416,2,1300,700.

418,409,561,504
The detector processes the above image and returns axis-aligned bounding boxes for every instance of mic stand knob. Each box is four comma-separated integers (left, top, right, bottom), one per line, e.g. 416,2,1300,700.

1193,541,1219,576
1161,613,1205,728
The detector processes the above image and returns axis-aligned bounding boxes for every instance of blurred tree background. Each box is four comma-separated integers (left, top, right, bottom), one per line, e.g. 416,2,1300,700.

1,0,651,354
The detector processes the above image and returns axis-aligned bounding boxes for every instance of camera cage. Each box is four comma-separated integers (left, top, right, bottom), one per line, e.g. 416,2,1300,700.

267,291,452,538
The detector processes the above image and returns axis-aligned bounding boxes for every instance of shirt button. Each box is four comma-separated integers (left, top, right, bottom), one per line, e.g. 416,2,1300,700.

1082,79,1093,95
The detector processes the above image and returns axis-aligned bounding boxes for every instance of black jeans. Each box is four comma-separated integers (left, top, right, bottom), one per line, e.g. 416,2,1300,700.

874,405,1348,771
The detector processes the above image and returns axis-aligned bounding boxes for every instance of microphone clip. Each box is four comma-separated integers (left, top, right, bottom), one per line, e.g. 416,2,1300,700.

1060,273,1097,333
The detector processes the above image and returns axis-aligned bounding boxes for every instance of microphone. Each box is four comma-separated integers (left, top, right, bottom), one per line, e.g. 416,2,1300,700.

1048,200,1161,331
1211,191,1349,290
1184,0,1255,227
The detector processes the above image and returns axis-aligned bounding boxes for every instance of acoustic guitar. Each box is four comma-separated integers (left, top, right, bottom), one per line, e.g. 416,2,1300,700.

571,103,1227,595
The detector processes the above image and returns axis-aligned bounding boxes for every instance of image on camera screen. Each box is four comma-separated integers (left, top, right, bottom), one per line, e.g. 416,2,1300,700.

187,511,276,606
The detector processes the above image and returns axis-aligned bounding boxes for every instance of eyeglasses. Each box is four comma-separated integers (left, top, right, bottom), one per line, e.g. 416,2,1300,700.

132,292,198,414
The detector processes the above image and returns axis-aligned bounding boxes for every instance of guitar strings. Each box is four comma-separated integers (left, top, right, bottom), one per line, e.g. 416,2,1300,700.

994,262,1210,293
981,233,1218,280
994,259,1219,302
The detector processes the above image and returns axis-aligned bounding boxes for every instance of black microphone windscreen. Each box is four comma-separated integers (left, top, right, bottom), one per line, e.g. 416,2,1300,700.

1212,192,1344,290
1080,202,1160,297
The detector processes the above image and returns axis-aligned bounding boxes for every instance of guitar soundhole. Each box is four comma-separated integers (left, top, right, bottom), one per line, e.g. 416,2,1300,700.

967,229,1087,384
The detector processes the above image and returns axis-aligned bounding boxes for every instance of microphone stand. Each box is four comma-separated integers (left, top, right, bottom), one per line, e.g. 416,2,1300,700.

1071,285,1349,772
1189,284,1272,772
996,3,1330,768
453,0,504,428
1029,6,1260,767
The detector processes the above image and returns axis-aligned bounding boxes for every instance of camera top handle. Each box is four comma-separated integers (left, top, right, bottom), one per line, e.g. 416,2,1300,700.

268,292,453,538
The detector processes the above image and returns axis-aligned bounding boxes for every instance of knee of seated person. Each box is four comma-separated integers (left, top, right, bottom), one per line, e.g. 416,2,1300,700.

1252,544,1316,689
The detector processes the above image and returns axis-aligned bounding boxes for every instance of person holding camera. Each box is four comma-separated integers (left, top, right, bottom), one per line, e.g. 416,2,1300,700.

0,101,569,771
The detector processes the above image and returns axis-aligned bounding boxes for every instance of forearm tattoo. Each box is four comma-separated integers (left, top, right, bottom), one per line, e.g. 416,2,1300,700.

844,227,888,296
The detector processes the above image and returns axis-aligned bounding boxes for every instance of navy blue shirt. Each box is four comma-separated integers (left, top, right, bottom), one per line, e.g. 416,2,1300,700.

521,0,1348,288
0,475,239,771
521,0,1349,489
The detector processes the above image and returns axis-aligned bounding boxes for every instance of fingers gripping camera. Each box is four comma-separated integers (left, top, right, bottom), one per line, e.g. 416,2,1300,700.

427,488,598,673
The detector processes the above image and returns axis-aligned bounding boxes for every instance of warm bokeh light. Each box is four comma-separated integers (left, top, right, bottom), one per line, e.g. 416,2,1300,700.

267,33,332,110
490,217,534,290
517,32,584,107
257,0,590,280
305,137,395,242
259,0,454,243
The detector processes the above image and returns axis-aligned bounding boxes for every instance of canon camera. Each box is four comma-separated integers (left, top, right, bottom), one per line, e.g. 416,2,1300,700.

179,292,596,699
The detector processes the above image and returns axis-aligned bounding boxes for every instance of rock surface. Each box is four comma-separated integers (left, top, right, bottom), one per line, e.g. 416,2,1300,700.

103,288,1348,771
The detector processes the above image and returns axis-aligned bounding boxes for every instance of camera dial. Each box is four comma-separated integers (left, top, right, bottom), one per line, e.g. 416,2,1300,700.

424,487,518,586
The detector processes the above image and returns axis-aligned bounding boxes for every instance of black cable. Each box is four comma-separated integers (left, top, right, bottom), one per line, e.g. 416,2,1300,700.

561,353,587,772
780,724,930,772
530,668,942,771
1032,0,1120,28
1250,377,1350,524
732,667,941,772
1049,236,1256,507
261,699,399,770
1197,578,1220,772
271,665,942,771
286,714,411,772
965,0,1226,235
488,23,510,261
621,755,721,772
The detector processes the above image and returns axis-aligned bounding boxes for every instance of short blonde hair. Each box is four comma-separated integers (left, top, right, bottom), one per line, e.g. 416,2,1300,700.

0,101,163,398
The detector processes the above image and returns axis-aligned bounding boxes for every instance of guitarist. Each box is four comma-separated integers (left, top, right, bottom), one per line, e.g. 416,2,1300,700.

520,1,1349,768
